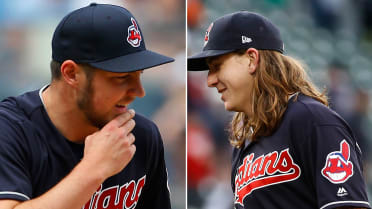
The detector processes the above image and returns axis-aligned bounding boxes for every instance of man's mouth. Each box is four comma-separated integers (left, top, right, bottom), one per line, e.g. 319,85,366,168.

115,104,128,113
116,104,127,108
218,88,227,101
218,88,226,93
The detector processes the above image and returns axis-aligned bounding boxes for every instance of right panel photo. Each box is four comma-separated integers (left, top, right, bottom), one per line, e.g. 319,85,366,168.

187,1,372,209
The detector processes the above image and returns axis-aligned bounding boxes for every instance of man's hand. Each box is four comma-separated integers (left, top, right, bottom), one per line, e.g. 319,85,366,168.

0,109,138,209
83,109,137,179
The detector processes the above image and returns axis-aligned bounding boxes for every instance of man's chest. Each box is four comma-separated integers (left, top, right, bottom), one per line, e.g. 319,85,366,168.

232,135,316,209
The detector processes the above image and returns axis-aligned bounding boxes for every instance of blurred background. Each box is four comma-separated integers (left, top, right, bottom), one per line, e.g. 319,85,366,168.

0,0,185,208
187,0,372,208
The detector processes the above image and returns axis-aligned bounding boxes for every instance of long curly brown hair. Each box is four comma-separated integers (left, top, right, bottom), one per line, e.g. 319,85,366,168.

230,49,328,148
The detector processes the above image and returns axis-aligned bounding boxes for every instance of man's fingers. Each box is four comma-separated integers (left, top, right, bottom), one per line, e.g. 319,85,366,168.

127,133,135,145
121,119,136,135
104,109,135,129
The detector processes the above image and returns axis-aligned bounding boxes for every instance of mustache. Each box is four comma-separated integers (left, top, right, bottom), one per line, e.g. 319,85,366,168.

117,97,136,105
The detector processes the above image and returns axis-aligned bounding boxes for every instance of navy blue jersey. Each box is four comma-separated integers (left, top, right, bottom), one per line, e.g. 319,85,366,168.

232,94,370,209
0,89,171,209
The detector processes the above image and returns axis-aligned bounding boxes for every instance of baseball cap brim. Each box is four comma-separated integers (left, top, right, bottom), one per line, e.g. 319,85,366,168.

89,50,174,73
188,49,235,71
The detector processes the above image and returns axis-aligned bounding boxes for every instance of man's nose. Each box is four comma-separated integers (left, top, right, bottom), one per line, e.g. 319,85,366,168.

130,77,146,98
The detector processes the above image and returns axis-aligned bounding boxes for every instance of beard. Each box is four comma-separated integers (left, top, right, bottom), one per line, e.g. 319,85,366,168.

77,80,109,129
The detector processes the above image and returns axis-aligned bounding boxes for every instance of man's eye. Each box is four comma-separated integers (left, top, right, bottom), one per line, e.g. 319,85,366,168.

117,75,130,79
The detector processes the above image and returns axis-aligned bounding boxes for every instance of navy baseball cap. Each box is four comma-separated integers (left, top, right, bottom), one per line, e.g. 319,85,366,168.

188,11,284,71
52,3,174,72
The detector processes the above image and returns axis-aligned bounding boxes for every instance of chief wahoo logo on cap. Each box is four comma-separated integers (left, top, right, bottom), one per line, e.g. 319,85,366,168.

204,22,214,47
127,17,142,47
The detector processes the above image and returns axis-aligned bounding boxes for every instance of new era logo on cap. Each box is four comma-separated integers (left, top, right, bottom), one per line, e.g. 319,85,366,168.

242,36,252,44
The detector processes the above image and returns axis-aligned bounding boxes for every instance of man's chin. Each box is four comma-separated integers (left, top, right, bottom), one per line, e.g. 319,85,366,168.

224,102,236,112
224,102,245,113
87,115,113,129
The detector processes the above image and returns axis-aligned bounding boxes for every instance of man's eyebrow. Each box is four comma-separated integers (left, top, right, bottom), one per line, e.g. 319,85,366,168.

110,72,129,78
210,62,223,71
207,58,222,69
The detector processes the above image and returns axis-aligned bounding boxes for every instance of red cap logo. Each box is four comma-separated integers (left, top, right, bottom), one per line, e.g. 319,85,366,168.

127,18,142,47
204,22,213,47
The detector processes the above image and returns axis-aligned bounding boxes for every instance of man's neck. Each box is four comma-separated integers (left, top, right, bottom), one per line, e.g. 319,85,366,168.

41,83,98,144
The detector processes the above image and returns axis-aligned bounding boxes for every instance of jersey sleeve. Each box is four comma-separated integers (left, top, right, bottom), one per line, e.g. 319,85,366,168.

136,122,171,209
0,117,32,201
298,122,370,209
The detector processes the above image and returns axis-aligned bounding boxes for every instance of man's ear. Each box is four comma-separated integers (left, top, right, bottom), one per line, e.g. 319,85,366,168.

60,60,81,87
245,48,259,74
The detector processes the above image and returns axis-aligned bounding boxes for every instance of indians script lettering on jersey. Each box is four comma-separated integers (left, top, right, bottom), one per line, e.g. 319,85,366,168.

82,175,146,209
234,149,301,205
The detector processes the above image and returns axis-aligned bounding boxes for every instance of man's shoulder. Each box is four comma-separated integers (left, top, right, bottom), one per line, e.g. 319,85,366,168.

0,90,43,137
132,113,163,147
0,90,41,123
133,113,158,132
286,94,341,126
132,113,164,156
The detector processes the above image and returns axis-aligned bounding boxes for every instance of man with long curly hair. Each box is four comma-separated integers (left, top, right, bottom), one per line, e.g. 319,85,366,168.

188,11,370,209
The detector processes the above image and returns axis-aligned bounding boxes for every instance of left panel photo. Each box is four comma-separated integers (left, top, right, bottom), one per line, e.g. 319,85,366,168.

0,0,185,209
